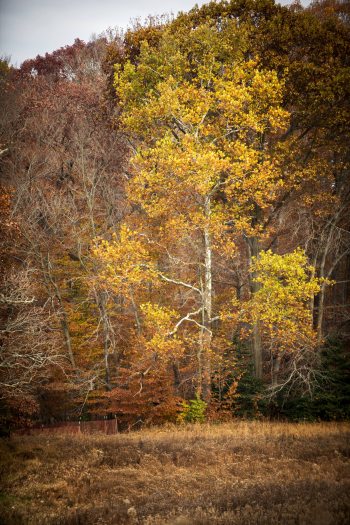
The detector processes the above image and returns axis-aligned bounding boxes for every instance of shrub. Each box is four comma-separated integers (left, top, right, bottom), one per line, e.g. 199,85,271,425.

178,395,207,423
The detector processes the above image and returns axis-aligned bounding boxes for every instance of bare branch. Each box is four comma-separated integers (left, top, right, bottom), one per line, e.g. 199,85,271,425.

158,272,202,295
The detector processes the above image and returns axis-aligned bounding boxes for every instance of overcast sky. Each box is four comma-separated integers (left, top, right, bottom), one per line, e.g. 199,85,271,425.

0,0,309,67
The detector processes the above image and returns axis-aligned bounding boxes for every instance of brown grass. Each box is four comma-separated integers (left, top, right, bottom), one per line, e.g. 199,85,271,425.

0,421,349,524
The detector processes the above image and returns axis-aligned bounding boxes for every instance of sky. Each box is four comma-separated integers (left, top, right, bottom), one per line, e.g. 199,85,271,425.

0,0,309,67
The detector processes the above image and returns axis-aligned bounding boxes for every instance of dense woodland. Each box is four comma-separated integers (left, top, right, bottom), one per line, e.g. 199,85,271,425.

0,0,349,430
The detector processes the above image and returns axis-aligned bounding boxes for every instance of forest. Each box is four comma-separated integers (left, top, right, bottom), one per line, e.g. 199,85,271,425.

0,0,349,431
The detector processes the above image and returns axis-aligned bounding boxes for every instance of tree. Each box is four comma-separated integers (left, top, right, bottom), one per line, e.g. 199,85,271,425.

1,0,349,425
101,0,349,396
0,37,128,421
95,12,298,399
246,249,323,393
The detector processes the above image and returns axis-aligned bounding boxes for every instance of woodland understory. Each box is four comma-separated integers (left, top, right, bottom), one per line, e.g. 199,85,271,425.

0,0,350,430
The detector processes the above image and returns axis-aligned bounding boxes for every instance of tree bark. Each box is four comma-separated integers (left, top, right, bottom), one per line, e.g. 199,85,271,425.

316,221,336,346
198,199,213,402
246,234,263,380
94,288,116,391
172,359,181,393
60,311,76,369
272,354,282,386
44,259,76,369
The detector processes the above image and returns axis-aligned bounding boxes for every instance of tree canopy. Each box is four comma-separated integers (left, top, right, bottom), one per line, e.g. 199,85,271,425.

1,0,349,428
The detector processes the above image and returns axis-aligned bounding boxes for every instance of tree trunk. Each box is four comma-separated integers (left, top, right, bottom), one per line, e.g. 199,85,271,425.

44,260,76,369
60,311,76,369
172,359,181,393
94,288,116,391
198,200,213,402
272,354,282,386
316,221,335,346
246,234,263,380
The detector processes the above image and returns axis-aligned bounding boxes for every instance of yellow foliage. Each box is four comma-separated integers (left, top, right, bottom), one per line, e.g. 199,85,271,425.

246,249,328,353
141,303,184,361
114,23,292,244
92,225,156,296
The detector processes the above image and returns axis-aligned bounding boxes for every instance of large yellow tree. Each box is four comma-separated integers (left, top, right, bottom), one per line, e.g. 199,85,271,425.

95,15,323,398
95,19,289,398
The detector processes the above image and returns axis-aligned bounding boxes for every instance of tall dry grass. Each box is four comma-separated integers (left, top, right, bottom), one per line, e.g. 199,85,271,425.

0,421,349,524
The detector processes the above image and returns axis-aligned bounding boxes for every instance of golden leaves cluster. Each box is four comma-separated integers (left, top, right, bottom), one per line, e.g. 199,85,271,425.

92,225,156,296
246,249,325,352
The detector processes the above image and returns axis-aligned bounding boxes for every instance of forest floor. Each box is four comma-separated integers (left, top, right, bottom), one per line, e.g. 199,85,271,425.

0,421,349,524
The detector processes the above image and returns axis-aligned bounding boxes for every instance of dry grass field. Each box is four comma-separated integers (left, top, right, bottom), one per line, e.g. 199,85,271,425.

0,421,349,524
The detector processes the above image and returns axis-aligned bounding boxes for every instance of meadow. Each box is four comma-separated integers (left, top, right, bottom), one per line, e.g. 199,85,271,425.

0,421,349,524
